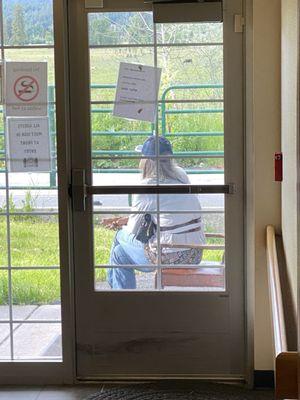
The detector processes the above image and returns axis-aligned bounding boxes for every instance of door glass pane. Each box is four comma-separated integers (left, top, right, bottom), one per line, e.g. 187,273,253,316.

94,194,224,291
10,215,59,267
156,22,223,44
11,270,61,319
157,157,224,184
90,47,155,173
90,47,154,88
0,323,11,360
4,49,56,84
160,267,225,291
8,189,58,212
0,271,9,316
13,323,61,360
0,216,8,267
3,0,54,45
158,45,223,89
88,11,224,291
89,12,154,46
95,268,157,291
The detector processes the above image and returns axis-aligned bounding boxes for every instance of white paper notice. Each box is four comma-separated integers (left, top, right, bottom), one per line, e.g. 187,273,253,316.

5,62,48,117
113,63,162,123
6,117,51,172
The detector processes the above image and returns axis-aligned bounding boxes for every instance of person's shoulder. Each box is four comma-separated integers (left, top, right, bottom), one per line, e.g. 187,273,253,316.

175,167,190,184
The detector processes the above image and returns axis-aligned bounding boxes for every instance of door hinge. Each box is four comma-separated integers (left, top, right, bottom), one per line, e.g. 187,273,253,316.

234,14,245,33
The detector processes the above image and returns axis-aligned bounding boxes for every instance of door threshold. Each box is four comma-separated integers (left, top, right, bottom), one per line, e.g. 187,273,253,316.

75,374,245,384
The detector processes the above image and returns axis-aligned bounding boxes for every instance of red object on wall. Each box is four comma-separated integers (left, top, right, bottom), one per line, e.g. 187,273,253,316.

274,152,283,182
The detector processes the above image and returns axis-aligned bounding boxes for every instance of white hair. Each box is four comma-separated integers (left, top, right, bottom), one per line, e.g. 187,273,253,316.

140,158,189,184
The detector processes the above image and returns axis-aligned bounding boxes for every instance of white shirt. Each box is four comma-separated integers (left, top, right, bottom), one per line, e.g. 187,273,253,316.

124,169,206,252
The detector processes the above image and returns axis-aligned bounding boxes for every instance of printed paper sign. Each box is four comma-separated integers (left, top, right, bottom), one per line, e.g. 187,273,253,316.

6,117,51,172
5,62,48,117
113,62,162,123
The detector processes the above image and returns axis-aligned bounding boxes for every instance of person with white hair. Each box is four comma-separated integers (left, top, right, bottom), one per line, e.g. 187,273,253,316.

105,135,206,289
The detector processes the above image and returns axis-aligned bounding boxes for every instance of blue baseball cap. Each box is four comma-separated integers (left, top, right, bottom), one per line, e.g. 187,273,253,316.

135,136,173,156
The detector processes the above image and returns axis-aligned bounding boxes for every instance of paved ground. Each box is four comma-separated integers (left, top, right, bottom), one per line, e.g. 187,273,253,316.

0,305,62,360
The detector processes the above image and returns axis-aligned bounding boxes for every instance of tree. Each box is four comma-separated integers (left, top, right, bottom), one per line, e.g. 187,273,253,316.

89,15,118,45
3,17,12,45
11,4,27,45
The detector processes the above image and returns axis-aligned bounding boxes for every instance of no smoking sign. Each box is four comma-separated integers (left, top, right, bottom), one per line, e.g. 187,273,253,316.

13,75,40,103
5,62,47,116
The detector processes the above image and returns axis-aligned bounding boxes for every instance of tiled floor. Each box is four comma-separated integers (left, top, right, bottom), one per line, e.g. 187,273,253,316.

0,385,101,400
0,384,274,400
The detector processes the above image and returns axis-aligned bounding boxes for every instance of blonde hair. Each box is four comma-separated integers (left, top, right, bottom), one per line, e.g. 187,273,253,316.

140,158,188,184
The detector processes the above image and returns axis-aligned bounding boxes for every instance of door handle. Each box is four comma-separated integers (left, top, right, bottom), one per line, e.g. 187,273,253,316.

86,184,235,195
71,169,235,212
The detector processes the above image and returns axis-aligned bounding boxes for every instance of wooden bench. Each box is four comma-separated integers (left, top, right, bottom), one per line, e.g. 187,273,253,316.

155,233,225,289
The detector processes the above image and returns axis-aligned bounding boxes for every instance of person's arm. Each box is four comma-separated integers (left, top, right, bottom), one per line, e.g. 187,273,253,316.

132,193,157,213
101,216,128,229
102,192,156,231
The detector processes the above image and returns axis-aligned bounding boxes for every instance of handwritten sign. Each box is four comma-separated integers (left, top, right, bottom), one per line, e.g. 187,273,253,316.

5,62,48,117
113,63,161,123
6,117,51,172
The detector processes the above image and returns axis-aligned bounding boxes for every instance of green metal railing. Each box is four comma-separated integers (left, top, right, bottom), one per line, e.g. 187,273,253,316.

160,84,223,134
0,83,224,189
90,83,224,174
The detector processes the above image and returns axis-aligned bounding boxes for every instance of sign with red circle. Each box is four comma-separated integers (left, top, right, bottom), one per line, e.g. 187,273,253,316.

5,62,48,117
13,75,40,103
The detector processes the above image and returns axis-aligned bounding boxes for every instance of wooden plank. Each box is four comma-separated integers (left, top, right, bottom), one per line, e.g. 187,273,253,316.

161,267,225,288
266,225,287,355
275,352,298,399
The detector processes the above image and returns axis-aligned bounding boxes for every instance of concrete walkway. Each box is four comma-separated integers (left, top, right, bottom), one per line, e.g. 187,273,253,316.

0,305,61,360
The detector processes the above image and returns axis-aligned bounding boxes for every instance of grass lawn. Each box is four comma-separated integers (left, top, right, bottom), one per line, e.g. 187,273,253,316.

0,217,224,305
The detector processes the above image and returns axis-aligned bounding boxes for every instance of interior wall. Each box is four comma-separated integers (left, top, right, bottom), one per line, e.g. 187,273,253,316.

251,0,282,370
281,0,298,319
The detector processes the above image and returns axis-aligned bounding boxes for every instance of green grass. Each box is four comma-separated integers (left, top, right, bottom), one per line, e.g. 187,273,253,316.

0,217,224,305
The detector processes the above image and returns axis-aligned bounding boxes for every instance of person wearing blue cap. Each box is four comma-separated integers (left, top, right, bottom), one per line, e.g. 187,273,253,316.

104,135,206,289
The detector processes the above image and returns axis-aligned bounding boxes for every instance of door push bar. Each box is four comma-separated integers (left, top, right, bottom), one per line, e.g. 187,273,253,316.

71,169,235,212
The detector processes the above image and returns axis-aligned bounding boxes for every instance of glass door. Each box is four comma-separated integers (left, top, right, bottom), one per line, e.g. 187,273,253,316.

69,0,245,379
0,0,62,363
